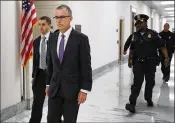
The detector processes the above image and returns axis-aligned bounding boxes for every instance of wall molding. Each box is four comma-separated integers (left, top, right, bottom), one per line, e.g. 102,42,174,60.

1,55,128,122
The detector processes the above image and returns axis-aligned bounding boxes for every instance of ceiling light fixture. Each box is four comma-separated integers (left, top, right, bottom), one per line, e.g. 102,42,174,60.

165,11,174,14
161,1,174,5
165,7,174,10
168,14,174,16
168,18,174,20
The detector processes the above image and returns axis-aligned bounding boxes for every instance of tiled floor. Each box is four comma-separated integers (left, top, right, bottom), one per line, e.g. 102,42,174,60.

4,57,174,123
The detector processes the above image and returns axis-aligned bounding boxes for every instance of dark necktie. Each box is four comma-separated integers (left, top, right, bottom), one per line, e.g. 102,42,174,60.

59,34,65,63
40,36,47,69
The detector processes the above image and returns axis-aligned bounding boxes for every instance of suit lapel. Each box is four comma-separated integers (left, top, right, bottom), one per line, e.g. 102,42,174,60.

36,36,41,61
61,29,74,65
54,32,61,66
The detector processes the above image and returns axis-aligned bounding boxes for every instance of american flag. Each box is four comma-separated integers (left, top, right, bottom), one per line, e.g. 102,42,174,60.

21,0,37,67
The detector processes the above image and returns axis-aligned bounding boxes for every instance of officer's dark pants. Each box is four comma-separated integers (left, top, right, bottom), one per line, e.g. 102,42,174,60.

129,60,156,106
160,52,172,79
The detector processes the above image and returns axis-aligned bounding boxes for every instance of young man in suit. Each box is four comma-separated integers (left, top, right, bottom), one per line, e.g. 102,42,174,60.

29,16,52,123
46,5,93,123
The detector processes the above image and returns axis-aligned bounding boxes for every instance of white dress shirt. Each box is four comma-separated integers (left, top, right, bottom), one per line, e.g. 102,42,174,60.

39,31,50,69
47,27,89,94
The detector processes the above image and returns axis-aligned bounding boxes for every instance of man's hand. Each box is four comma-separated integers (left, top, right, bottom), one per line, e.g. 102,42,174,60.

123,50,127,55
45,87,49,96
78,91,87,104
164,58,170,67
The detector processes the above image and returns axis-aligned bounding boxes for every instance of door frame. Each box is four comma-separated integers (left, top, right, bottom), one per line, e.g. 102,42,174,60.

118,18,124,62
130,5,137,33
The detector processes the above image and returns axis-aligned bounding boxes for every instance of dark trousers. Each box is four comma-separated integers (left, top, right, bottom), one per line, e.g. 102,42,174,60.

129,61,156,106
47,94,80,123
160,53,172,79
29,69,46,123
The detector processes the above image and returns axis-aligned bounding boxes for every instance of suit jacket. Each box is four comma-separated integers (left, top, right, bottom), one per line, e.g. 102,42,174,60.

32,32,53,84
46,29,92,100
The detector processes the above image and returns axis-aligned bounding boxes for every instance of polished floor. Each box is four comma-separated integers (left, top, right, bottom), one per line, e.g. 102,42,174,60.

4,57,174,123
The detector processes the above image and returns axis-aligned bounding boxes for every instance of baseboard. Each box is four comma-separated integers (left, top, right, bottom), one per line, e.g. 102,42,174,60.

0,55,128,122
1,100,28,122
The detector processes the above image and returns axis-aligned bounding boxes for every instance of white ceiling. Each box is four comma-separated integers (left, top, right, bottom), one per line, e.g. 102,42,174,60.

143,1,174,22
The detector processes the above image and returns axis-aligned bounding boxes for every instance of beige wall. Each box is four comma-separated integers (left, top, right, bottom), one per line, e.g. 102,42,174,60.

1,1,22,110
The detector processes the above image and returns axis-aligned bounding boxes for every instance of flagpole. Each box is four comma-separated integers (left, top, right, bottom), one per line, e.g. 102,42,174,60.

26,62,31,110
22,67,26,101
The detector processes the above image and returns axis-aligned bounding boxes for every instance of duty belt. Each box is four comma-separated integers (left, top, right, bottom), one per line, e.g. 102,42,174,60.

135,56,160,65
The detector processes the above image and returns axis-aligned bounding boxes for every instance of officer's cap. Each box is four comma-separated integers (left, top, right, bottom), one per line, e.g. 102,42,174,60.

134,14,149,22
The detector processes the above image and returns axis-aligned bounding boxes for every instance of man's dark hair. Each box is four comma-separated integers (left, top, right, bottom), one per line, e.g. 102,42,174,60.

164,23,170,27
39,16,51,25
56,5,72,16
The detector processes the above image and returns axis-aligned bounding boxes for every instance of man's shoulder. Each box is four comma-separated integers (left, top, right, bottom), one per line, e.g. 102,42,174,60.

148,29,158,34
34,36,41,44
147,29,160,37
73,29,88,39
169,31,174,35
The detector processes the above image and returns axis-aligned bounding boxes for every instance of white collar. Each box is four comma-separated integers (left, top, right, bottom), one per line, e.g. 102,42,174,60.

41,31,50,40
59,27,72,38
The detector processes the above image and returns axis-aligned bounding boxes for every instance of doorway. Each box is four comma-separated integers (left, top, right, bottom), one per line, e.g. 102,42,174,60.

131,12,136,33
118,19,124,62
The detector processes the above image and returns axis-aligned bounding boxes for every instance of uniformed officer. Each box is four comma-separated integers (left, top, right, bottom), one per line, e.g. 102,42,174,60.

159,23,175,82
123,21,141,68
125,14,170,113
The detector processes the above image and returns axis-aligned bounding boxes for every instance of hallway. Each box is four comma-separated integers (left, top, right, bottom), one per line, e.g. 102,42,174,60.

4,56,174,123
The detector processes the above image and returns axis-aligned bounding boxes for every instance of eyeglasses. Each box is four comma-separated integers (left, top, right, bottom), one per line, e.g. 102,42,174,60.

53,16,71,20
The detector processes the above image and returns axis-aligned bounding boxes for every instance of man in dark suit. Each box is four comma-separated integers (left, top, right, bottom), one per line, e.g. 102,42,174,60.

29,16,52,123
46,5,92,123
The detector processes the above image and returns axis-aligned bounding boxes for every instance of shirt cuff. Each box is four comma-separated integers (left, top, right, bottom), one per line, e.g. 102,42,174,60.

80,89,90,94
46,85,50,87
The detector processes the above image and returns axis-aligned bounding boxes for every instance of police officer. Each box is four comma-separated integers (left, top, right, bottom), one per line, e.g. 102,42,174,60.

159,23,175,82
125,14,170,113
123,21,141,68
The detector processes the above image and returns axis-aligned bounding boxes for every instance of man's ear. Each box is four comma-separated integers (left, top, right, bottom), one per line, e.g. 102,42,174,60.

70,16,73,21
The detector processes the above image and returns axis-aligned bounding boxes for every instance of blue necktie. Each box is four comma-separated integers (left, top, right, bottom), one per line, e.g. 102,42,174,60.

59,34,65,63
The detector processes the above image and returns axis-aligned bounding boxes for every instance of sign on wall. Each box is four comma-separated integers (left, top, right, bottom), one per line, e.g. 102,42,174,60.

75,25,81,33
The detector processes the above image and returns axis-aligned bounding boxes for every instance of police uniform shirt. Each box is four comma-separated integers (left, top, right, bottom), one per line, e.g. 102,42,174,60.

124,34,133,51
130,29,165,57
159,31,174,52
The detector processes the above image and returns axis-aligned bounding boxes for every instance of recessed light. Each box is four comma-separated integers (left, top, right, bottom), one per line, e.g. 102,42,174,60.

165,7,174,10
168,18,174,20
161,1,174,5
165,11,174,14
168,14,174,16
